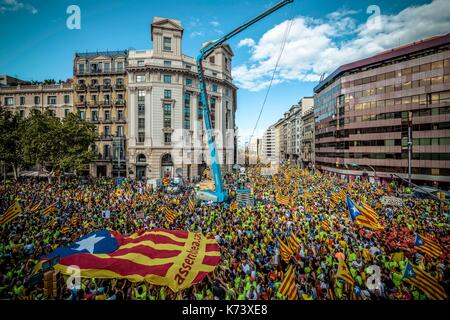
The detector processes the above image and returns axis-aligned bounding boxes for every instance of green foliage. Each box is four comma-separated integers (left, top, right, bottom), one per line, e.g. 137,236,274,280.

0,108,24,168
0,109,97,176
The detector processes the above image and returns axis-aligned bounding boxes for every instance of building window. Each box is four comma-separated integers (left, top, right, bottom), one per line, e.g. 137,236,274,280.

225,57,229,71
117,110,124,121
164,133,171,143
210,97,216,129
47,96,57,105
78,64,85,74
104,110,110,121
198,99,203,120
79,95,85,102
225,87,230,97
104,126,110,136
19,110,25,118
117,62,124,72
64,109,70,117
185,78,193,86
92,95,97,103
138,118,145,130
184,92,191,129
91,110,98,121
116,78,124,85
104,94,110,105
104,145,111,159
138,90,145,102
138,132,145,143
212,84,218,92
117,126,124,137
226,102,230,129
163,75,172,84
64,95,70,104
104,62,110,72
164,89,172,99
163,37,172,51
163,104,171,128
19,96,25,105
136,75,146,83
164,60,172,67
138,105,145,116
34,96,40,105
137,60,144,66
79,111,85,120
209,55,215,64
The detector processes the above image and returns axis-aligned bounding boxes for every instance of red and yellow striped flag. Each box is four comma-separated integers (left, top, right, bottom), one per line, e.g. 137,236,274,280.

30,200,42,213
414,234,442,259
165,207,178,223
43,229,221,293
187,197,196,213
276,194,292,207
336,257,354,286
277,237,294,262
287,234,300,253
42,202,57,215
403,262,447,300
0,202,23,225
279,265,297,300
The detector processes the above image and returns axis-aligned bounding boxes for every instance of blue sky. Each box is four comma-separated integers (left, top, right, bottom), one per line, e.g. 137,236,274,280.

1,0,448,143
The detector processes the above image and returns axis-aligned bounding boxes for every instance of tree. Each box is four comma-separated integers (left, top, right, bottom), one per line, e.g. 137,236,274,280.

20,110,97,181
0,108,24,179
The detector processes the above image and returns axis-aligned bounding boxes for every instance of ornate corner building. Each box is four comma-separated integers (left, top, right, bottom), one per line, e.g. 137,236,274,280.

126,17,237,181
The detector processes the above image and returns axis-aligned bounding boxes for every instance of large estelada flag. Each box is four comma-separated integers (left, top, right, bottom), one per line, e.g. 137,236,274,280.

39,229,221,292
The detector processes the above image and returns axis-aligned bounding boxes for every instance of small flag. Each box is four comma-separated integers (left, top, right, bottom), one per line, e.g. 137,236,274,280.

414,234,442,259
61,226,70,234
346,196,383,231
276,194,292,207
402,262,447,300
42,202,57,215
0,202,23,225
279,265,297,300
165,207,178,223
336,257,354,286
287,234,300,253
277,237,294,262
187,197,196,212
30,200,42,213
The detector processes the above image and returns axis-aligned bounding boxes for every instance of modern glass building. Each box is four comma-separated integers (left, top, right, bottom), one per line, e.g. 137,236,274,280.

314,33,450,187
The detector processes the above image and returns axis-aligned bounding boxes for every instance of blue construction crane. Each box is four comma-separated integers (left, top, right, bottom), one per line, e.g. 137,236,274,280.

195,0,294,203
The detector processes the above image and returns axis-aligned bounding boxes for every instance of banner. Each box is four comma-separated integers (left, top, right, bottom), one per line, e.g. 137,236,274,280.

40,229,221,292
380,196,403,207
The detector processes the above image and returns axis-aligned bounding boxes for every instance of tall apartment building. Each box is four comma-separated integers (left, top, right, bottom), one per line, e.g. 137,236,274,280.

126,17,237,181
0,82,74,119
269,97,314,165
302,108,315,168
314,33,450,187
261,125,276,164
73,51,128,178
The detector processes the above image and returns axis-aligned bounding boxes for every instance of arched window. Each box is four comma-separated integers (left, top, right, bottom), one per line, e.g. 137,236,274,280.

136,154,146,163
161,153,173,166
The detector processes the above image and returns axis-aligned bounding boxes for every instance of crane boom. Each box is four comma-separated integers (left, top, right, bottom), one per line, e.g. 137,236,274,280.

196,0,294,203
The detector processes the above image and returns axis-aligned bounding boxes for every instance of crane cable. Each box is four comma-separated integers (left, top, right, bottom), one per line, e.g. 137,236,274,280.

248,8,295,145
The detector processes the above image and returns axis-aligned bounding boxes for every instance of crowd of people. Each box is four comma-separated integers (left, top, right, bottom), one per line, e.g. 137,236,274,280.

0,166,449,300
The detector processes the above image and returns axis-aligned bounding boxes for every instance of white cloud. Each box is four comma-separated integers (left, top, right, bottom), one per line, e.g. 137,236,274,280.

233,0,450,92
190,31,204,38
238,38,256,48
0,0,37,14
210,20,220,28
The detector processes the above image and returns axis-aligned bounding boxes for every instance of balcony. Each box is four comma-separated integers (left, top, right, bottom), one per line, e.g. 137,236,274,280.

75,84,87,92
98,135,113,141
90,118,100,124
101,85,112,92
75,67,126,76
114,117,126,124
88,101,99,107
114,84,125,91
114,99,125,106
75,101,87,108
100,100,112,107
89,84,100,92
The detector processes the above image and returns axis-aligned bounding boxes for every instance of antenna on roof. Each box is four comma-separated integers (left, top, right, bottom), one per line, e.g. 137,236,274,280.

319,73,326,82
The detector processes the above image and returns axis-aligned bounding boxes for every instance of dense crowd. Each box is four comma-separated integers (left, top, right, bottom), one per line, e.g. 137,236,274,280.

0,167,449,300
